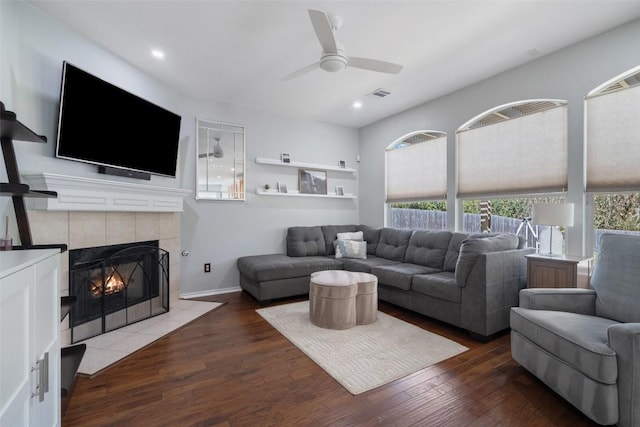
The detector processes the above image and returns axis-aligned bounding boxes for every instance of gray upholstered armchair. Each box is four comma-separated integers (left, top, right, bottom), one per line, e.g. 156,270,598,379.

510,232,640,426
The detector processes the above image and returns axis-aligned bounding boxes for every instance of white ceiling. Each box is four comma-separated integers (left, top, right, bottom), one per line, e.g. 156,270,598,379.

28,1,640,128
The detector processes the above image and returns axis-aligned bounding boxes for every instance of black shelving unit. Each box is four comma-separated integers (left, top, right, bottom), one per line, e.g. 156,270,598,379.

60,297,86,416
0,101,57,247
1,101,84,416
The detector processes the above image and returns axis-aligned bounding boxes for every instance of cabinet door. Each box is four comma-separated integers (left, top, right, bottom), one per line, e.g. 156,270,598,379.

32,254,61,427
0,267,32,427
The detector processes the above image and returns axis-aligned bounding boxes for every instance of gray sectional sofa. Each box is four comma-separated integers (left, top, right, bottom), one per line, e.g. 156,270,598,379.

237,224,535,339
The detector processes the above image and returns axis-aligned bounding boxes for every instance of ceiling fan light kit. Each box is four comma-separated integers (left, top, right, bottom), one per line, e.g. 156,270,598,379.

320,51,347,72
282,9,403,80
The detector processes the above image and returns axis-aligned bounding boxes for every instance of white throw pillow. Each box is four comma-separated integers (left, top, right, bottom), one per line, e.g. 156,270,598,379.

335,239,367,259
336,231,364,241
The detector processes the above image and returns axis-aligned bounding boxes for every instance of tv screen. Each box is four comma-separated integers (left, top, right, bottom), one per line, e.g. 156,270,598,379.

56,61,182,178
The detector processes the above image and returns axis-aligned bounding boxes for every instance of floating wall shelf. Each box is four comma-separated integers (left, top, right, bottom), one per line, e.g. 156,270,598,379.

255,157,356,173
256,189,356,199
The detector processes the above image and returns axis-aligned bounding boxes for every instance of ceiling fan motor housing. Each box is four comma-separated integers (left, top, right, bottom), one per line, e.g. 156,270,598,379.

320,50,347,72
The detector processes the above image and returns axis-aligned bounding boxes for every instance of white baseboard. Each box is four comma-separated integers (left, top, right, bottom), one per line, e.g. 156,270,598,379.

180,286,241,299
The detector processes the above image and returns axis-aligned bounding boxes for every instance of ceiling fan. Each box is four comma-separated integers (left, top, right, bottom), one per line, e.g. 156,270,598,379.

282,9,404,81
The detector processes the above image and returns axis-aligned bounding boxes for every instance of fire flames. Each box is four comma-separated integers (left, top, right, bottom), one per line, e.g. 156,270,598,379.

90,270,127,298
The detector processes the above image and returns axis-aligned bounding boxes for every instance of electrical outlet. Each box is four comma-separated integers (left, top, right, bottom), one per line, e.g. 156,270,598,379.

204,263,211,273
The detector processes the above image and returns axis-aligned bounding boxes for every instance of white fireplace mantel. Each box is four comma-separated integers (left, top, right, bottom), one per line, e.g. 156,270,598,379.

22,173,192,212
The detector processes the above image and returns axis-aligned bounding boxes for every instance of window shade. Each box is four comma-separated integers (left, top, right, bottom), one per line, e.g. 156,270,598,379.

457,105,568,198
586,84,640,192
386,136,446,202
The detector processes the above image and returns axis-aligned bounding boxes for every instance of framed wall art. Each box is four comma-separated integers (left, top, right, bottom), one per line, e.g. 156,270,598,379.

298,168,327,195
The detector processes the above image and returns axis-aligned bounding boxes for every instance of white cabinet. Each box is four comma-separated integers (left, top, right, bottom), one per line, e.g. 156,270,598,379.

1,249,61,427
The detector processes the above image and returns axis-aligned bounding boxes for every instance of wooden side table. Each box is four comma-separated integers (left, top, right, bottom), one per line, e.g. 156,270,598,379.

526,254,593,288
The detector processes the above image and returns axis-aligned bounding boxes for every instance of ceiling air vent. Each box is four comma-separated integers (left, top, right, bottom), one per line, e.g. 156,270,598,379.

368,88,391,98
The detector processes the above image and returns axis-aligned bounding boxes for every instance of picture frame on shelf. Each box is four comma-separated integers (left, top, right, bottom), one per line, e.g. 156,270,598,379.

299,168,327,195
335,186,344,196
277,182,288,193
338,160,346,169
281,152,291,164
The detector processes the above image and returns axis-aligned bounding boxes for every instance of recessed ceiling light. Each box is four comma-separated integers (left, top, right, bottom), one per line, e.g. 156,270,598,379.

151,49,165,59
353,101,362,109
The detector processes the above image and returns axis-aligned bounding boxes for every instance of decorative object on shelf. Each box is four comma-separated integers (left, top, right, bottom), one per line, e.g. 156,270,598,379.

531,203,574,256
277,182,288,193
299,168,327,195
339,160,346,168
281,152,291,163
1,216,11,250
196,118,245,201
335,186,344,196
212,137,224,158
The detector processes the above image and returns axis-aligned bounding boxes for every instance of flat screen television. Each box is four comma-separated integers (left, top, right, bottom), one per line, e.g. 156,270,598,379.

56,61,182,179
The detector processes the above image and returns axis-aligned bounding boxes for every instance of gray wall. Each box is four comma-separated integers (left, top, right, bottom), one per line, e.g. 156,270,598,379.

358,19,640,256
1,1,359,296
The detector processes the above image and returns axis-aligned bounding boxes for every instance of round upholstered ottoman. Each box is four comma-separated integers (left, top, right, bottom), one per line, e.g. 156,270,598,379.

309,270,358,330
350,272,378,325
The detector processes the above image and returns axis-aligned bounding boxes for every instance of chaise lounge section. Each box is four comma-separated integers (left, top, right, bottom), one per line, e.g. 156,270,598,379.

237,224,534,339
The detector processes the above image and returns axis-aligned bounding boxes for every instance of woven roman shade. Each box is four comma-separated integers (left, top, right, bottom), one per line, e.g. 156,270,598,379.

457,104,568,198
385,135,446,202
586,84,640,192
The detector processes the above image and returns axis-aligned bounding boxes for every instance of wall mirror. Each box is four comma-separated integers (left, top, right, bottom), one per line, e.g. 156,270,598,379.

196,118,245,201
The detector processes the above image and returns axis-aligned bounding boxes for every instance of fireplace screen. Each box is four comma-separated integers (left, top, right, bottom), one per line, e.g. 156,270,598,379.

69,241,169,343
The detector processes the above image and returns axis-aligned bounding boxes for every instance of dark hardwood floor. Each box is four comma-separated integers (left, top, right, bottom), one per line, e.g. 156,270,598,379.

62,291,598,427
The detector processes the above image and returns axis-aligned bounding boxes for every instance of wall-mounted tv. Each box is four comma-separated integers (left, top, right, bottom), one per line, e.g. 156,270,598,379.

56,61,182,179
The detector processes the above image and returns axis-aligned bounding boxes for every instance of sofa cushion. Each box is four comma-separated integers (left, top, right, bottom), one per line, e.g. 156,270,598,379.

411,272,461,303
320,225,359,255
372,263,441,291
375,228,413,261
336,231,363,241
455,234,519,287
287,226,327,257
510,307,619,385
335,239,367,259
404,230,452,269
443,232,472,272
360,227,381,255
237,254,343,282
340,255,400,273
591,232,640,323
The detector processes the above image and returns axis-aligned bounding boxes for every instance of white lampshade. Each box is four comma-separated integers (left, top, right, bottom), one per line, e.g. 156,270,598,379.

531,203,574,227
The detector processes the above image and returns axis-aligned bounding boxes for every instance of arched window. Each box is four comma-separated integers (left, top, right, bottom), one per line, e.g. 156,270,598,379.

456,100,568,244
586,65,640,192
585,65,640,252
457,99,568,198
385,130,447,229
385,130,447,202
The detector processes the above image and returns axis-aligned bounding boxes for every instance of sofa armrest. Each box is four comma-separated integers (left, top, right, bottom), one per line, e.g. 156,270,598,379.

518,288,597,315
608,323,640,427
460,247,534,337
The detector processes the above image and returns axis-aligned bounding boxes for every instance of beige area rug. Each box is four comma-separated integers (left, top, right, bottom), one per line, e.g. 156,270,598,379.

76,298,223,376
256,301,468,395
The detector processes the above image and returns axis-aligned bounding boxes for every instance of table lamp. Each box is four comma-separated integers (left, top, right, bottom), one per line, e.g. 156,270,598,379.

531,203,574,255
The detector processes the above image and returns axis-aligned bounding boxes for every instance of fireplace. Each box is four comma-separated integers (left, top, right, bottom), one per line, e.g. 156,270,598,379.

69,240,169,343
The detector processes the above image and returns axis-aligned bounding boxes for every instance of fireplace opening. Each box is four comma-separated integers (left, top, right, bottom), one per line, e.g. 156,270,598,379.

69,240,169,343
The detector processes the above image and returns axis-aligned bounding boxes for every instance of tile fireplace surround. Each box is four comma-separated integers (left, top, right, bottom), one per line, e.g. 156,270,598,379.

23,173,192,348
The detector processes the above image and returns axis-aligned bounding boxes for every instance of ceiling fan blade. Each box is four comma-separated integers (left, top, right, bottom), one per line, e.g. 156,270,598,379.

347,56,403,74
308,9,338,53
281,61,320,81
